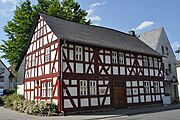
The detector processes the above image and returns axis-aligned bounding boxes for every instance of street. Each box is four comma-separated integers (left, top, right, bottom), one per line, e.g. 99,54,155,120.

1,106,180,120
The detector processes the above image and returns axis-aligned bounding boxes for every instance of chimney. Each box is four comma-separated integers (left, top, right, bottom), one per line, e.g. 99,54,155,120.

129,30,136,36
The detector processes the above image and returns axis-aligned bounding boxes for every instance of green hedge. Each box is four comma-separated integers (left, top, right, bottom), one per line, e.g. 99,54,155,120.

3,93,58,116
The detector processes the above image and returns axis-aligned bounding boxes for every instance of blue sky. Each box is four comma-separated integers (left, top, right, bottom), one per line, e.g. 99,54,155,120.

0,0,180,67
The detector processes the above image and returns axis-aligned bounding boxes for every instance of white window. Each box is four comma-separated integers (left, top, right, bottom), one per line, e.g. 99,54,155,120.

38,30,41,38
90,81,97,95
42,82,46,97
126,88,132,95
112,51,117,63
80,80,87,95
119,52,124,64
143,56,148,67
47,82,52,97
75,46,83,61
144,81,150,93
149,57,153,67
154,58,158,68
45,47,50,62
154,81,160,93
32,54,36,67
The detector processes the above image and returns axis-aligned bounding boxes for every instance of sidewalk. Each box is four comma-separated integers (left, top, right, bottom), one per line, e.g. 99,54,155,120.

77,103,180,120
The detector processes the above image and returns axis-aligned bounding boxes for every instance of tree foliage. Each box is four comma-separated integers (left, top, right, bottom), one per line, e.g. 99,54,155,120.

0,0,91,65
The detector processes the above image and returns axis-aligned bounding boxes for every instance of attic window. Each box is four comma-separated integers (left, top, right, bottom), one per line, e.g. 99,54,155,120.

161,46,164,54
166,47,169,55
75,46,83,61
119,52,124,64
112,51,117,64
45,47,50,63
143,56,148,67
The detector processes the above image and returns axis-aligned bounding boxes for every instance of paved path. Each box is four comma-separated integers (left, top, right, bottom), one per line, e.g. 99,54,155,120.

1,104,180,120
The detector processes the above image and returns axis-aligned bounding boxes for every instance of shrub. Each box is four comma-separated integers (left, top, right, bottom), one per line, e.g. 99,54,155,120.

3,93,58,116
3,93,24,108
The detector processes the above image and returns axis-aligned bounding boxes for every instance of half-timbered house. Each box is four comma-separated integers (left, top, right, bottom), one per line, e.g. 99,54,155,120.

16,13,165,114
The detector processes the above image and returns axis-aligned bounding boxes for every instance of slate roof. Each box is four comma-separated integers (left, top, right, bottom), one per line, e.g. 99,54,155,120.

139,27,163,50
16,13,162,70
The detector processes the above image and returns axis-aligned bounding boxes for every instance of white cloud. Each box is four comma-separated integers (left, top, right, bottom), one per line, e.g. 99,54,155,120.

86,0,107,24
133,21,154,31
89,16,101,21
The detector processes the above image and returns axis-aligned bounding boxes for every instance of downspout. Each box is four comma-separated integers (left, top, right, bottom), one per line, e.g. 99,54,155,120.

60,39,66,115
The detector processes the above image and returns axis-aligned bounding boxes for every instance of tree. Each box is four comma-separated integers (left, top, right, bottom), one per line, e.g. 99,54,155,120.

0,0,91,65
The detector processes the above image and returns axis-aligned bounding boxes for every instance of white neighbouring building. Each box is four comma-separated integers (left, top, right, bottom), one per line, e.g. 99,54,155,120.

140,27,179,103
0,60,15,90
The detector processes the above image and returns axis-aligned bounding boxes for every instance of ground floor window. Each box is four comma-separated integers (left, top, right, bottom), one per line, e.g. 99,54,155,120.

90,81,97,95
47,82,52,97
42,82,46,97
144,81,150,93
80,80,87,95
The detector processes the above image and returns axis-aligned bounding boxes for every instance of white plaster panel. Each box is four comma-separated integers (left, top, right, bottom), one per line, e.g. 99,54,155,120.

64,99,73,108
45,64,50,74
133,97,139,103
26,82,30,89
155,70,158,76
104,97,110,105
81,98,89,107
70,63,74,73
144,68,148,76
161,88,164,93
91,65,94,73
127,97,132,103
51,51,56,61
138,60,142,66
152,95,155,101
99,81,103,85
63,62,67,72
100,55,104,63
140,88,144,93
63,48,67,59
100,97,103,105
73,99,78,107
44,36,48,45
139,81,143,86
69,50,74,60
46,25,51,33
150,69,154,76
91,98,98,106
146,95,151,102
76,63,83,73
132,81,137,86
31,81,34,89
126,81,131,87
105,50,110,53
99,50,103,53
105,56,110,64
71,80,77,85
120,67,125,75
63,80,69,85
31,68,34,77
55,43,58,48
160,81,164,86
105,80,109,85
52,34,57,41
140,95,144,102
113,67,118,75
151,88,154,93
126,58,130,66
35,89,37,96
156,95,161,101
68,87,77,96
90,53,93,60
31,91,34,100
52,99,58,105
151,81,154,86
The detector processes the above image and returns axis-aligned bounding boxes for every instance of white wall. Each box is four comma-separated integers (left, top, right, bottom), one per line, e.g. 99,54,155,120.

0,61,11,89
